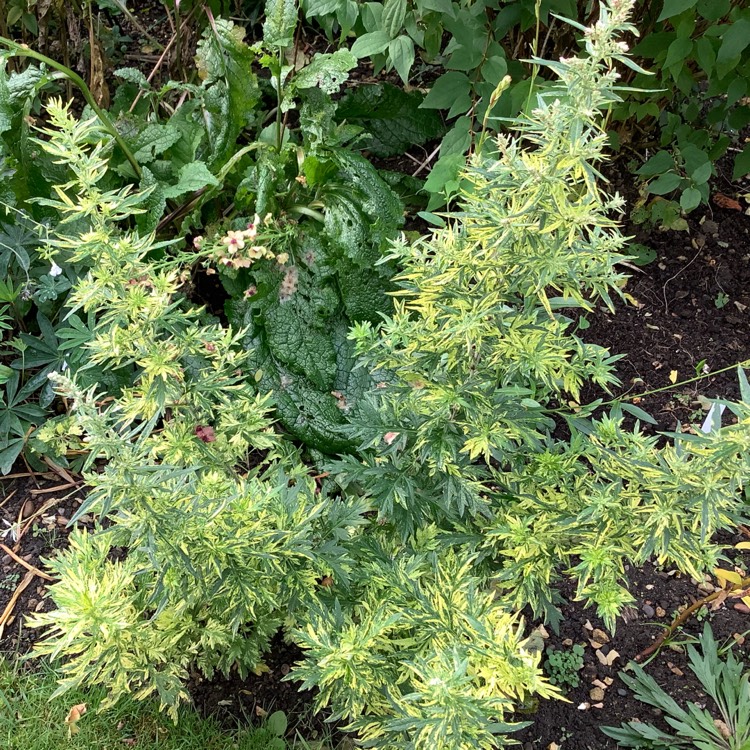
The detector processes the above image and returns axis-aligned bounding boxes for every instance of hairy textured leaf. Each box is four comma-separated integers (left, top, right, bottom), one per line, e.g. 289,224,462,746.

114,67,151,89
196,19,260,166
291,50,357,94
128,123,182,164
0,61,13,137
224,153,402,452
337,84,444,158
263,0,298,47
162,161,220,199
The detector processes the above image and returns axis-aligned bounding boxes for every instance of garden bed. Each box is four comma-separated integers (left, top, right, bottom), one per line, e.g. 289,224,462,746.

2,178,750,748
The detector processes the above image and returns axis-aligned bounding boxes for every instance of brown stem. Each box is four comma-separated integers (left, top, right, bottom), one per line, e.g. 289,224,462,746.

634,582,750,663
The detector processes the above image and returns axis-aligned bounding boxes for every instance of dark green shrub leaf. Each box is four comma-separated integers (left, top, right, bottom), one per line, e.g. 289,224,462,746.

648,172,683,195
697,0,730,20
657,0,698,22
352,30,391,58
727,78,748,107
382,0,407,39
718,18,750,64
680,186,702,211
336,84,444,157
637,150,674,176
689,162,712,185
664,37,693,71
421,71,472,111
693,36,716,73
389,35,415,83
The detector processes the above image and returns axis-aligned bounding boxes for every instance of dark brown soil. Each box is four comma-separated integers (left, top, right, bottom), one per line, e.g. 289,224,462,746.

0,473,88,652
581,191,750,431
514,543,750,750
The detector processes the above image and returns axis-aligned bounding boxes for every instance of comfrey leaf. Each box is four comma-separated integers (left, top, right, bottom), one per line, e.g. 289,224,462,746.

262,0,298,48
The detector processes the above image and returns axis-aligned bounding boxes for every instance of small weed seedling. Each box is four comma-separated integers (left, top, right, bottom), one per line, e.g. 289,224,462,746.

544,645,585,690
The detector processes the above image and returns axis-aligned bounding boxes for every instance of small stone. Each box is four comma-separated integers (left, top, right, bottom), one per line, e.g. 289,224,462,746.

21,499,34,519
1,554,11,565
56,515,69,527
592,628,610,644
617,688,627,696
590,687,605,702
27,598,38,610
656,606,666,617
642,604,655,618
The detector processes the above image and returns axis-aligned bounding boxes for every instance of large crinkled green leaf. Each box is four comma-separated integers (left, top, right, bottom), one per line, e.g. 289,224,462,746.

262,0,298,47
0,61,14,137
324,149,404,262
223,149,402,453
162,161,221,199
336,83,445,157
265,302,337,390
229,298,370,453
128,123,182,164
196,18,260,166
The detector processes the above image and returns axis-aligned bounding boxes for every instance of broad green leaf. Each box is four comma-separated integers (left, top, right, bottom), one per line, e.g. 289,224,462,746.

424,152,465,201
697,0,729,20
439,116,472,157
389,36,415,83
351,30,391,58
266,711,288,737
482,55,508,86
734,143,750,181
718,19,750,64
195,20,260,166
637,150,674,176
304,0,341,15
727,77,747,107
647,172,683,195
382,0,407,39
664,37,693,70
657,0,698,22
680,187,702,211
694,37,716,73
418,0,455,17
689,161,712,185
421,71,472,110
162,161,220,199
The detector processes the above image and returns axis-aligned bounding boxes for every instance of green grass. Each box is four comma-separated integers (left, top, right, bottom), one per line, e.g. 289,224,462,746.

0,656,289,750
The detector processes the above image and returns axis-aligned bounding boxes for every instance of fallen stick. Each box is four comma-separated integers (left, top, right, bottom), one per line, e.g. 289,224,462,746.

0,543,54,581
634,582,750,663
0,569,36,640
